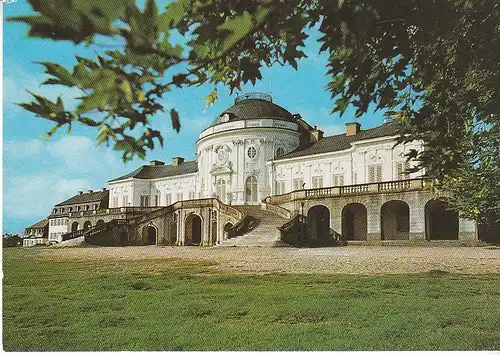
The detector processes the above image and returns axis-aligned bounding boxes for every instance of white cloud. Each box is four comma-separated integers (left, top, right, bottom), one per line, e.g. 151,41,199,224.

3,135,126,222
50,136,121,173
3,139,44,159
322,124,345,136
3,58,81,115
3,172,90,219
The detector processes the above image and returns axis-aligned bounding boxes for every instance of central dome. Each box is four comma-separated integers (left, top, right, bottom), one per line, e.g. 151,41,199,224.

209,92,294,127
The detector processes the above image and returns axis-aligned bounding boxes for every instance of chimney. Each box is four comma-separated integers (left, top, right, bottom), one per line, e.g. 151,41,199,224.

101,187,107,192
345,122,361,136
149,160,165,166
88,189,93,193
172,157,184,166
78,191,83,195
310,127,324,143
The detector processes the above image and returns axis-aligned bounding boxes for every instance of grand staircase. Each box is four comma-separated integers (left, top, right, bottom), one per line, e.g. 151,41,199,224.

221,205,290,247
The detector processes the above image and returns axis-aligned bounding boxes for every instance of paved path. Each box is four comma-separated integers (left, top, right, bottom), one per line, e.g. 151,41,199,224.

41,245,500,275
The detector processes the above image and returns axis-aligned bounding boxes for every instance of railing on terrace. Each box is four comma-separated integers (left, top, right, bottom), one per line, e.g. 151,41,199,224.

277,213,305,246
62,219,128,241
261,201,292,219
266,178,425,205
227,213,251,239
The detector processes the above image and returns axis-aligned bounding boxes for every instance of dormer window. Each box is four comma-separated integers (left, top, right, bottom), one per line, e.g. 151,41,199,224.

276,147,285,157
222,113,230,122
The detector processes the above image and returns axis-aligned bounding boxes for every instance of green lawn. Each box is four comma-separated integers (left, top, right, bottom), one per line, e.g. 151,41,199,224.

3,247,500,351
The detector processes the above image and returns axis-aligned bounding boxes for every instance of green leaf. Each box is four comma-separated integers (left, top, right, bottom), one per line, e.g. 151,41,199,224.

170,108,181,132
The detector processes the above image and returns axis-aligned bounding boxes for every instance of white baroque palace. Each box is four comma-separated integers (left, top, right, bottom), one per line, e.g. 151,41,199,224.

29,92,484,247
108,93,422,207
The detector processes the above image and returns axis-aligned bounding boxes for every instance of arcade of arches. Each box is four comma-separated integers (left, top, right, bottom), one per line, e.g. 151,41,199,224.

303,197,468,242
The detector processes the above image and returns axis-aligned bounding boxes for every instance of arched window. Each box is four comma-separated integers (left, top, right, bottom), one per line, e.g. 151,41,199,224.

245,176,258,203
216,179,226,203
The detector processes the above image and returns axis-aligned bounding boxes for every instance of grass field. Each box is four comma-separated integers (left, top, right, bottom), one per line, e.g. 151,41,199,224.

3,247,500,351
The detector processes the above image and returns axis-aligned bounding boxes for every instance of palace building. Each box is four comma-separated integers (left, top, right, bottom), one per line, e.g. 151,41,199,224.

25,92,480,247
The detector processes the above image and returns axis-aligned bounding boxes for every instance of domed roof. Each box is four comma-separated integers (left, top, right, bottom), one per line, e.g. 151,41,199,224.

209,93,295,127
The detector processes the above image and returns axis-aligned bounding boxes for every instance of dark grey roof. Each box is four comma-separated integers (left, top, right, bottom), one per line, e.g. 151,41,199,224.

109,160,198,183
275,122,400,160
210,98,295,127
26,219,48,229
55,190,109,206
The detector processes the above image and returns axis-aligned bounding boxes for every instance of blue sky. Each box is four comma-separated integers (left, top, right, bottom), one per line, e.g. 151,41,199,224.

2,1,385,234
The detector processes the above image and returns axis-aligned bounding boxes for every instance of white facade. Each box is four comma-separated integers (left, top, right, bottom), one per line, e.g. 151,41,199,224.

107,94,421,208
270,136,423,195
48,217,69,243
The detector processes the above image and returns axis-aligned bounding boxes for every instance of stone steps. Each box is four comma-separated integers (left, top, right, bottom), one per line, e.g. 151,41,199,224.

221,206,289,247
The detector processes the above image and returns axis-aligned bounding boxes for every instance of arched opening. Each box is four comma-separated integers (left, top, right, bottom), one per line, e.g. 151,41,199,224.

425,200,458,240
342,203,367,241
119,231,128,246
83,221,92,230
142,225,157,245
216,179,226,203
224,222,233,240
71,222,79,232
185,214,202,245
245,176,258,203
96,220,105,226
381,200,410,240
307,205,330,243
478,221,500,243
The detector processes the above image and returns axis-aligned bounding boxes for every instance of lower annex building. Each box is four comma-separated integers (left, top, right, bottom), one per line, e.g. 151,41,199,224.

25,92,481,246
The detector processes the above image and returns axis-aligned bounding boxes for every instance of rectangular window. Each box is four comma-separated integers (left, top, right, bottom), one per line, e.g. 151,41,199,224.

123,195,128,207
275,181,286,195
395,161,410,180
155,195,160,206
312,176,323,189
165,194,172,205
140,195,150,207
189,191,195,200
293,178,304,190
177,193,183,202
113,196,119,207
368,165,382,183
332,174,344,186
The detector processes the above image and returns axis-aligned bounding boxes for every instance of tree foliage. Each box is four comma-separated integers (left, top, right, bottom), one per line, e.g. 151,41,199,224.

10,0,500,223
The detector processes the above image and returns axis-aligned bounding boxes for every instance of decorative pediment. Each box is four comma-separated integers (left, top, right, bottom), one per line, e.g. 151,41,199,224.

313,166,323,174
277,169,286,178
294,167,303,176
214,144,232,153
209,164,233,175
369,153,383,162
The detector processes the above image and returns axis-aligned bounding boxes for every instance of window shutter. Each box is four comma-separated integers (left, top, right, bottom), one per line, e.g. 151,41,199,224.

369,166,375,183
377,165,382,182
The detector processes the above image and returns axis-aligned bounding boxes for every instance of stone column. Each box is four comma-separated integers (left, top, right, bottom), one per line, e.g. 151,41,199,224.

366,196,381,241
408,193,426,241
202,209,210,246
459,218,477,242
